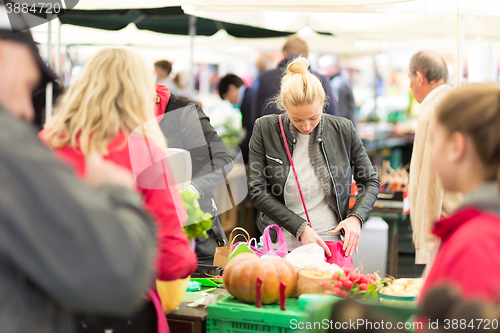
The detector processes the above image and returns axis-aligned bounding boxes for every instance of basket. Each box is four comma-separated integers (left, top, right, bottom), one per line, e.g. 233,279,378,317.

207,296,309,333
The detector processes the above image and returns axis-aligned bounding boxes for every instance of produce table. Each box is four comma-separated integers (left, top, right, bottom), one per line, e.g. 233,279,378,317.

369,210,409,278
166,288,229,333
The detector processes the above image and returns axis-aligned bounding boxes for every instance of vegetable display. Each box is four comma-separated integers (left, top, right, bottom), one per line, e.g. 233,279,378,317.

316,267,394,303
181,190,213,240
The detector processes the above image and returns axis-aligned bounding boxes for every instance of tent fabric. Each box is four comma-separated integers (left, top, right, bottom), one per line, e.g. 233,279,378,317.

57,7,295,38
71,0,415,10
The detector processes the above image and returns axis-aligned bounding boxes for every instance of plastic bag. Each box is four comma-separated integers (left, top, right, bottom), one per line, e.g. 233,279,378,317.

156,276,190,314
262,224,288,257
284,243,343,274
324,241,355,270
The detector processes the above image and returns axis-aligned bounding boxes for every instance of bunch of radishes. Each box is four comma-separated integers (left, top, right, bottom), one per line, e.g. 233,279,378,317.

320,267,393,302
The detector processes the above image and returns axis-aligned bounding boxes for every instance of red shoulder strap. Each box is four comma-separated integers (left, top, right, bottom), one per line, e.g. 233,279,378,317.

279,115,311,226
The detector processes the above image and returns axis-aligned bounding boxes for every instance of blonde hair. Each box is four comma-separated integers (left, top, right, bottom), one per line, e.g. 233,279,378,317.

436,84,500,188
275,57,326,112
45,48,166,156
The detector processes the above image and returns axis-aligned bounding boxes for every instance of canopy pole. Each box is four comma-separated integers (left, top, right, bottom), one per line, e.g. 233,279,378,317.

45,14,53,123
188,16,197,100
456,0,464,87
55,21,61,77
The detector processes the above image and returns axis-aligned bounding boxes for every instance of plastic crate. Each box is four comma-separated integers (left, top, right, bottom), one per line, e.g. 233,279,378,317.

397,253,425,278
306,294,419,333
191,264,223,278
207,296,309,333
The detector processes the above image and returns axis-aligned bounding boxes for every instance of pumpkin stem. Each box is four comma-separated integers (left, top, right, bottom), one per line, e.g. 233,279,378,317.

280,281,287,311
256,277,263,308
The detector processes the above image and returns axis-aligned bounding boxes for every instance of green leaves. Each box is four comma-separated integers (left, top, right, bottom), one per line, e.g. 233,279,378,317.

181,190,213,240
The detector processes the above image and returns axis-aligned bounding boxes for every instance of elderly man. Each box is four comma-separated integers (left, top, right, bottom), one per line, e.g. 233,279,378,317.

255,36,338,117
0,7,158,333
408,50,463,265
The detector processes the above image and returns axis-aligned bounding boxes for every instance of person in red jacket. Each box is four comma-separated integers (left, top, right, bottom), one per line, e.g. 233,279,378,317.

420,84,500,303
40,48,197,333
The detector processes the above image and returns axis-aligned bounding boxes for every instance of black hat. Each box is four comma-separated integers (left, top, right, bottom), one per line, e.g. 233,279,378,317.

0,4,57,89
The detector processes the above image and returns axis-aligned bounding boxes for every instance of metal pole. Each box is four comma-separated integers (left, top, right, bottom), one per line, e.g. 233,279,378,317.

188,16,197,100
45,14,53,123
55,20,61,77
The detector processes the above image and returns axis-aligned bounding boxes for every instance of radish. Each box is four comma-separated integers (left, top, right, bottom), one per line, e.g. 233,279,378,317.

334,281,343,289
333,287,341,296
321,281,332,290
342,279,353,291
340,290,349,298
359,283,368,291
343,267,352,275
366,274,376,281
348,272,359,282
323,290,334,295
357,275,367,285
332,273,340,281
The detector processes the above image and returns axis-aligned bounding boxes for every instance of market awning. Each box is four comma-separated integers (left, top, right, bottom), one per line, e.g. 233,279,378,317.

56,7,297,38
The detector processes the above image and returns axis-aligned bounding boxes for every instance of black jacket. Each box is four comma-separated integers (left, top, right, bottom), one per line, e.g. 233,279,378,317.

256,54,339,118
248,114,379,237
159,95,234,263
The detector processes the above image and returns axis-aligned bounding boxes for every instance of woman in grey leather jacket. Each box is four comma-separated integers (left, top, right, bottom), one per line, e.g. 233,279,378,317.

248,57,379,257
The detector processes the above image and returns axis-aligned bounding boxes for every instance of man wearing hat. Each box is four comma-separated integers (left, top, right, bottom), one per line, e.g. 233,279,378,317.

0,5,159,333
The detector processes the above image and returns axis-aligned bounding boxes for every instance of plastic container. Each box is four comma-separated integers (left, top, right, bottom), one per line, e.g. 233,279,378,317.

207,296,309,333
379,292,417,308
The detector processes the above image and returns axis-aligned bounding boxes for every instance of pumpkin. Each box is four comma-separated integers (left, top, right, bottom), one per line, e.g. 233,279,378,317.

223,253,297,305
297,270,334,296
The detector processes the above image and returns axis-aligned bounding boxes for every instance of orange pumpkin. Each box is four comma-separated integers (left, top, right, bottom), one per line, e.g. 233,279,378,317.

223,253,297,304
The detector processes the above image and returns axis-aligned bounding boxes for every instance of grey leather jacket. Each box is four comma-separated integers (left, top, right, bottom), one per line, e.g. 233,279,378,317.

248,113,379,237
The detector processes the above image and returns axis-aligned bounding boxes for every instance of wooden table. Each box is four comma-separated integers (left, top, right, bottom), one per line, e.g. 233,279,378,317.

166,289,229,333
369,210,409,278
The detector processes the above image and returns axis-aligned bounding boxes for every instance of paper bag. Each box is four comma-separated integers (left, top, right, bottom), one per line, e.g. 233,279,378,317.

213,227,249,269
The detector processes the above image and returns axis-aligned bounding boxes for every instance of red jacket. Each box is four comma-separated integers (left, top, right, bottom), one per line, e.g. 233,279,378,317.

39,130,197,281
420,184,500,303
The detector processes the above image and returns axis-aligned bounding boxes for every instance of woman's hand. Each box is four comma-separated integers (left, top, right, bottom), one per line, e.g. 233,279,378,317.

331,216,362,256
300,226,332,257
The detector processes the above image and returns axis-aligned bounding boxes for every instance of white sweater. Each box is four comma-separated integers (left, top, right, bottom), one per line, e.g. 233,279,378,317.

282,132,340,251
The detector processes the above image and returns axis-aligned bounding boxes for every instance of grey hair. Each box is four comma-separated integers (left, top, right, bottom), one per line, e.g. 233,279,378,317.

409,51,448,84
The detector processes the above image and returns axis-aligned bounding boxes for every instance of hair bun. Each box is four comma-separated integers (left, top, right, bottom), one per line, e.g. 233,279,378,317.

287,57,309,75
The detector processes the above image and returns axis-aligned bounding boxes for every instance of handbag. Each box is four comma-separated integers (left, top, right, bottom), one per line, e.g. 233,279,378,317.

278,114,354,270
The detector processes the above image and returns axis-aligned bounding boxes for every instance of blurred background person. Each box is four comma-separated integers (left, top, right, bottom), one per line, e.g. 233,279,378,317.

256,36,338,118
155,59,186,97
0,7,158,333
251,53,274,92
319,54,357,127
41,48,197,333
420,84,500,303
407,50,463,266
218,73,254,164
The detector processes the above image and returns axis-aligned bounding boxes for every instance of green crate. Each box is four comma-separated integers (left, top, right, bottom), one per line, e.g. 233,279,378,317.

308,295,420,333
207,296,310,333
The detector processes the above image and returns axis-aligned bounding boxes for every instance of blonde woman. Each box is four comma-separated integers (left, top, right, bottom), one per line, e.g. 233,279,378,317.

40,48,197,333
248,57,379,262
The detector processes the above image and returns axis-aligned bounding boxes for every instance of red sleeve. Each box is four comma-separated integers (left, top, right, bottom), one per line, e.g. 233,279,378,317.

421,218,500,303
137,153,197,281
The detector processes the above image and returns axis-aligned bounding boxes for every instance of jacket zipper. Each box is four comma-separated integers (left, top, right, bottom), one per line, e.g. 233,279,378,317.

266,154,283,165
321,141,344,221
